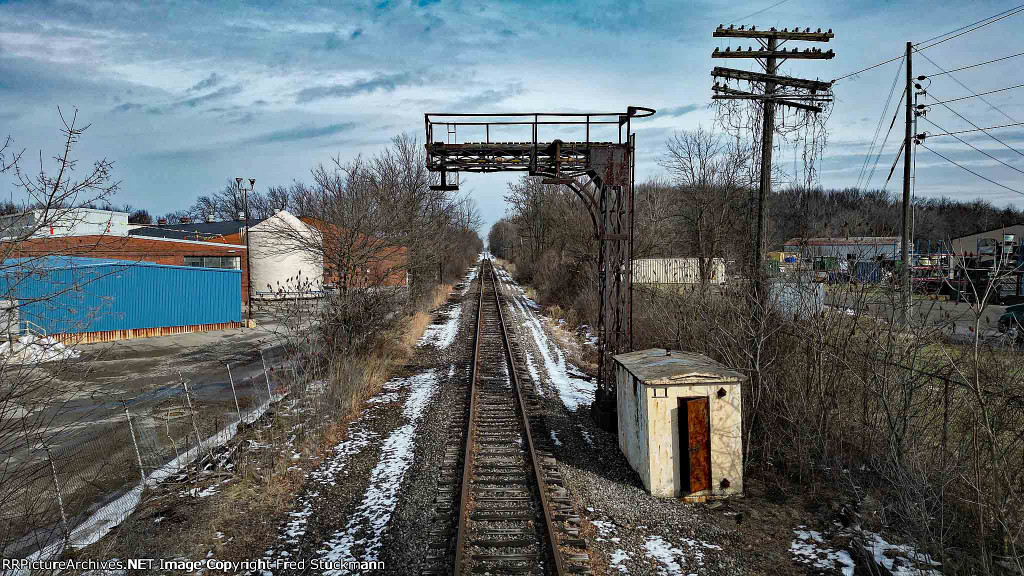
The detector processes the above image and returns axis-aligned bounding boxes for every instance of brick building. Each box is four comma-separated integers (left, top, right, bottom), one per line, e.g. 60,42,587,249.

299,216,408,289
4,235,249,304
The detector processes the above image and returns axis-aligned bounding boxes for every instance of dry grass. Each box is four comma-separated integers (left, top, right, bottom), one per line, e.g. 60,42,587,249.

495,258,516,276
523,286,538,303
68,279,462,569
403,283,453,354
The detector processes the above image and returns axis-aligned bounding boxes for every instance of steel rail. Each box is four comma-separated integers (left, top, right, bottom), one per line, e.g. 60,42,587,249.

488,263,568,576
452,260,485,574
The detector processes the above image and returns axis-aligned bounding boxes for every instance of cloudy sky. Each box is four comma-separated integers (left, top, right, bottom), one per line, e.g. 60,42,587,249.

2,0,1023,233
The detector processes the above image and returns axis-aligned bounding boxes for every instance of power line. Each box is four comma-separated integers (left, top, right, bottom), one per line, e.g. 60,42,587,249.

833,54,904,84
918,51,1020,124
919,143,1024,196
921,51,1024,78
920,115,1024,176
925,121,1024,138
832,5,1024,84
926,88,1024,159
856,57,905,189
727,0,790,25
915,4,1024,51
866,90,906,190
913,3,1024,46
925,83,1024,107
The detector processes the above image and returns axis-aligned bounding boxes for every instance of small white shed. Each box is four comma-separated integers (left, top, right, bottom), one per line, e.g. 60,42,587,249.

615,349,745,500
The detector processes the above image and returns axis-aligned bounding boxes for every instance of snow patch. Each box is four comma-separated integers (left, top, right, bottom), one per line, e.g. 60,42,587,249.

418,304,462,349
579,426,593,447
460,265,479,296
644,535,688,575
790,527,855,576
497,271,595,411
643,534,721,574
863,530,940,576
0,334,80,364
610,549,630,573
317,369,438,568
550,430,562,447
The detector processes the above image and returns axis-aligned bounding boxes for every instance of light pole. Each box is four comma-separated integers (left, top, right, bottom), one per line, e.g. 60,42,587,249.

236,177,256,323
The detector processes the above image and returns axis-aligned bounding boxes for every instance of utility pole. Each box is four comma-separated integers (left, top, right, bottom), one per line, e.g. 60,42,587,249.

711,25,835,293
710,26,834,442
756,35,778,298
902,41,913,323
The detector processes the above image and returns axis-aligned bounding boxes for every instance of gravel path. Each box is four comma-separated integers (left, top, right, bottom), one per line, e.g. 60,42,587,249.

261,267,478,575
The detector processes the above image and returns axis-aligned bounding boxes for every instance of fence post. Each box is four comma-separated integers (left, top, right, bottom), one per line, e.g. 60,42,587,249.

45,446,70,548
121,399,146,484
180,372,214,467
226,362,242,425
261,350,273,401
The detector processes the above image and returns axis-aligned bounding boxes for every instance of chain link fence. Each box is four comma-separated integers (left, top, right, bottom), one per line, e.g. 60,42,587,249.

1,346,293,563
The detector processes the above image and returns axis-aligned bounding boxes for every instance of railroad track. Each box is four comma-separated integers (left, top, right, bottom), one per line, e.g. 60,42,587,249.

422,259,591,576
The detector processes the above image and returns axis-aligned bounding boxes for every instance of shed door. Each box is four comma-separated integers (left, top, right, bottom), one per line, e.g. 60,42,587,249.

678,397,711,494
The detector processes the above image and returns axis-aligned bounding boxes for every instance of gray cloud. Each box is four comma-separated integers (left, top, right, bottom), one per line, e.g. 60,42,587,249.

187,72,220,93
145,121,358,160
245,122,356,144
295,72,422,103
227,112,256,125
138,84,245,115
451,84,525,110
111,102,144,113
176,84,243,109
659,104,701,117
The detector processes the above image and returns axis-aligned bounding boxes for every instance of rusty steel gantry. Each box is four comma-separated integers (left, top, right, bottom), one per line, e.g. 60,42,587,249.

424,108,655,430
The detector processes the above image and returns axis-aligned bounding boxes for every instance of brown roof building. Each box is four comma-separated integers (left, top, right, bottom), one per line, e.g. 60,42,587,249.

5,235,249,304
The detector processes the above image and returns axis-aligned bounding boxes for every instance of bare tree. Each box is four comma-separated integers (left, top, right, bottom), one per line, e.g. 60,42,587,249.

660,126,752,285
1,110,119,557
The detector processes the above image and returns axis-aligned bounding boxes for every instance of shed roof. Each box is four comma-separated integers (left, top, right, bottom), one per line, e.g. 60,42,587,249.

949,223,1024,242
784,237,900,247
614,348,746,386
2,255,240,274
130,220,251,241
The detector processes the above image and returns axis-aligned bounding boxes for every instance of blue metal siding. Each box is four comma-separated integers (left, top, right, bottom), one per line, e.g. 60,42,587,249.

1,257,241,335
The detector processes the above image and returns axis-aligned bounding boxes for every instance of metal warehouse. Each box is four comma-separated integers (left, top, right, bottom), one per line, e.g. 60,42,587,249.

783,236,900,261
1,256,242,343
632,257,726,284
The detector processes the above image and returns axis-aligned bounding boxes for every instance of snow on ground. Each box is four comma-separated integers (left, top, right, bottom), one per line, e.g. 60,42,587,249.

578,324,599,348
644,536,688,575
550,430,562,447
0,334,80,363
863,530,941,576
317,369,438,569
790,527,855,576
609,548,631,573
277,426,377,548
790,525,941,576
418,304,462,349
496,269,595,411
578,425,593,447
460,265,479,296
523,347,543,397
642,533,723,575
